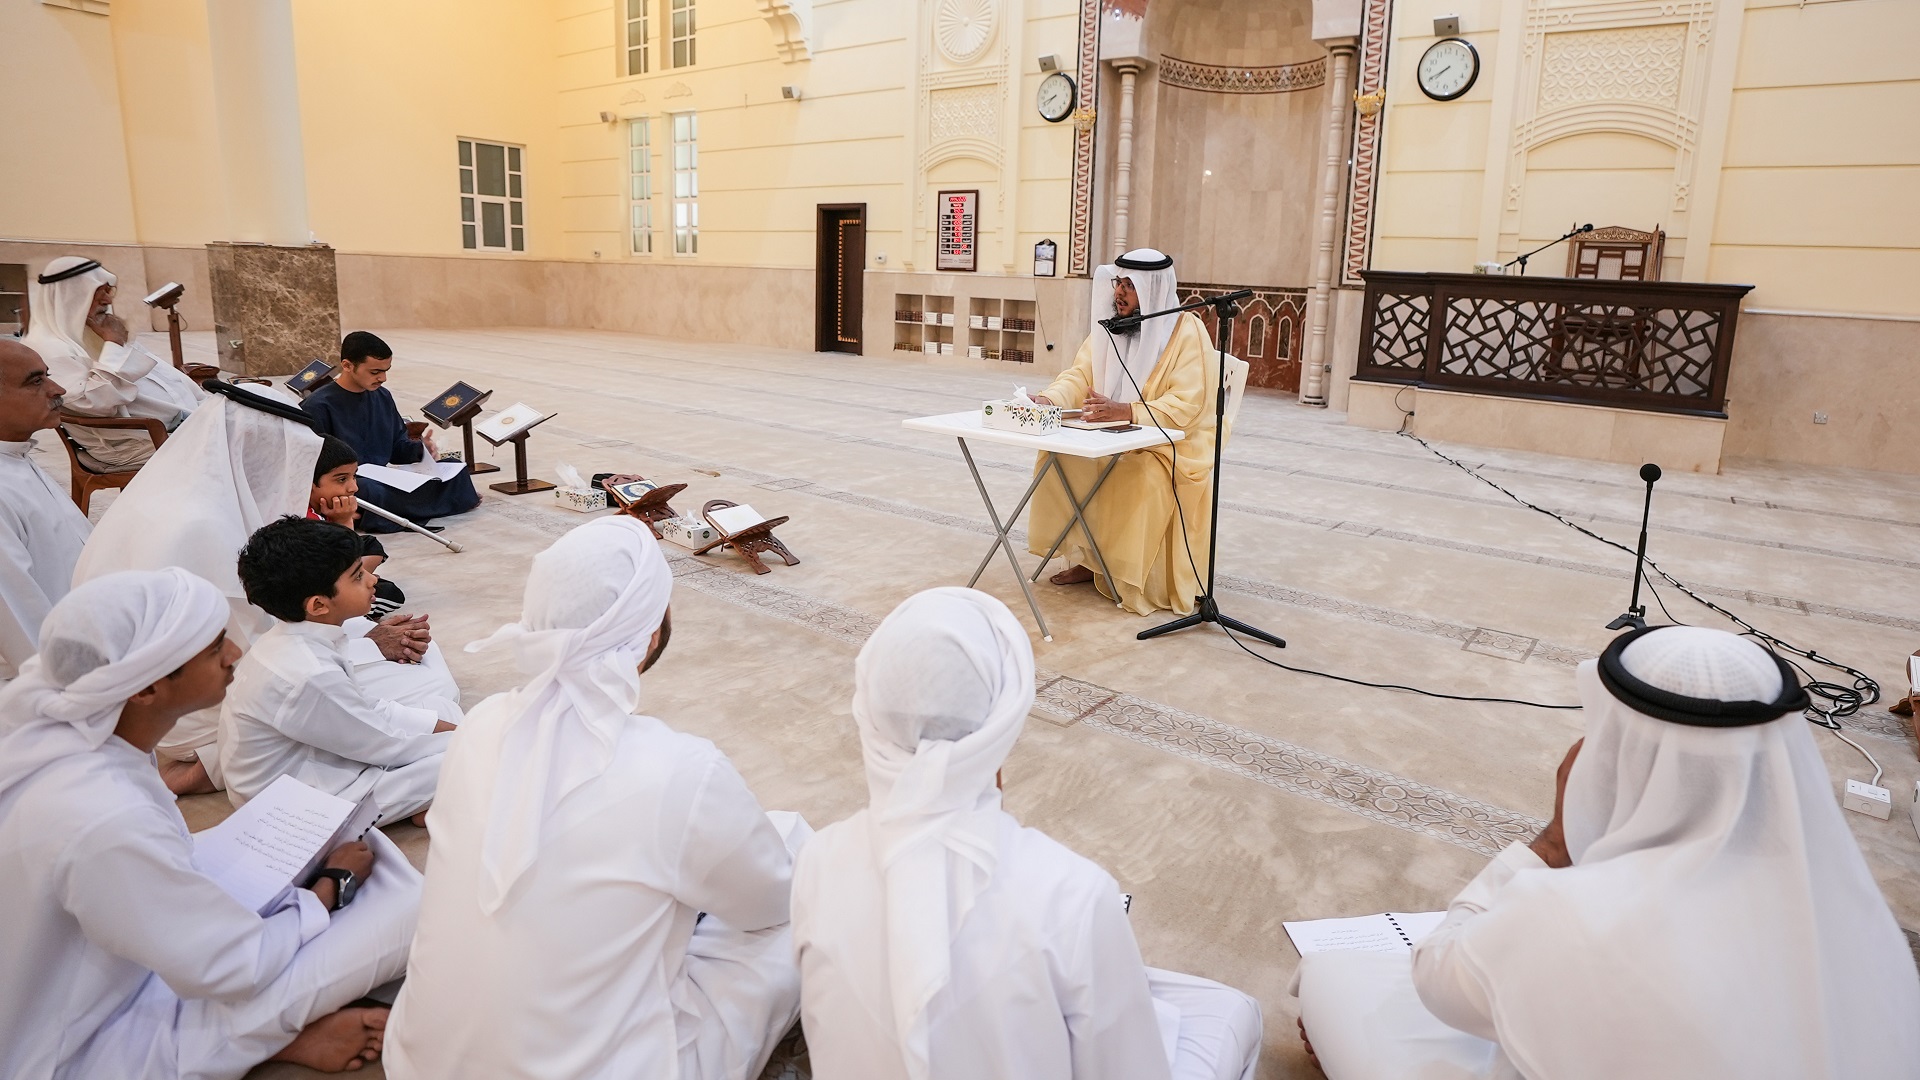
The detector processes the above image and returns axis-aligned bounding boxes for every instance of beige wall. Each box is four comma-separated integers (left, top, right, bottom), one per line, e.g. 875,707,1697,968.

0,3,139,244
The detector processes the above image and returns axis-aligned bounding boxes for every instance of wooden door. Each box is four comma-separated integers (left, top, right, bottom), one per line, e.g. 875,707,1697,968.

815,204,866,354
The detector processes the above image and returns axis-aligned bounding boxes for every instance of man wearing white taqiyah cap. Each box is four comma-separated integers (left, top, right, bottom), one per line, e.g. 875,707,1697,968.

20,255,203,469
386,516,810,1080
0,568,423,1080
792,587,1264,1080
1294,625,1920,1079
1028,249,1224,617
74,382,462,795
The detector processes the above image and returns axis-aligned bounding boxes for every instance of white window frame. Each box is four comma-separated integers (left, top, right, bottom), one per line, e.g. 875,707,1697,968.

459,138,525,253
670,0,696,69
671,112,698,256
629,119,654,256
623,0,649,76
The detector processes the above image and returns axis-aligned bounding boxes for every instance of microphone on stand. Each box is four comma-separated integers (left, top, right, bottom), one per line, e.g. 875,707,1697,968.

1099,312,1145,333
1607,462,1662,631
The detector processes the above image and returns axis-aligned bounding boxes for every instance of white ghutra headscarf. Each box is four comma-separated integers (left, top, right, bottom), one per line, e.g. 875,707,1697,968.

464,516,672,914
73,386,321,619
1453,627,1920,1077
852,587,1036,1080
1089,248,1180,403
20,255,201,424
0,568,229,802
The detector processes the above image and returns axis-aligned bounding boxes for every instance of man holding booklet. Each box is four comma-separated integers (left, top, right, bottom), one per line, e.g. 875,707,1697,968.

0,567,421,1079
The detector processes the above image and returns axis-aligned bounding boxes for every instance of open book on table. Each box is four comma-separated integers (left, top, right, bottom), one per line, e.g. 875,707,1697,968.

1283,911,1447,956
191,775,380,916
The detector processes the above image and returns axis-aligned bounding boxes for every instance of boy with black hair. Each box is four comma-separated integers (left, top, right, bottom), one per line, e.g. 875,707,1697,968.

220,516,461,828
311,434,406,619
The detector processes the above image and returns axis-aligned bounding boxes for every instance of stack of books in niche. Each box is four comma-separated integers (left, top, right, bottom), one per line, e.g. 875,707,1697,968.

285,359,337,397
421,381,492,429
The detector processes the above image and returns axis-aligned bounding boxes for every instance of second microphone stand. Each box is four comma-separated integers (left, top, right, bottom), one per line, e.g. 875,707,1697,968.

1503,223,1593,275
1105,291,1287,650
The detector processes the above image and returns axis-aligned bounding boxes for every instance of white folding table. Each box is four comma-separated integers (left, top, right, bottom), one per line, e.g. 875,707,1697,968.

901,410,1184,640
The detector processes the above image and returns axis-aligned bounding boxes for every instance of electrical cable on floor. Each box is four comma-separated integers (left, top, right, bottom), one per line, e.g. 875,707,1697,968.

1093,324,1580,711
1391,416,1883,730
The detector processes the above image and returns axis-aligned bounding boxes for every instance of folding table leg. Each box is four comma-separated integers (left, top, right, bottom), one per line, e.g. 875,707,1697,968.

1030,453,1121,590
957,439,1052,640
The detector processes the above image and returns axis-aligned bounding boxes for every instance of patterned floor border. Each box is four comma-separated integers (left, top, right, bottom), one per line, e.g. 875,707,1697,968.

484,498,1550,858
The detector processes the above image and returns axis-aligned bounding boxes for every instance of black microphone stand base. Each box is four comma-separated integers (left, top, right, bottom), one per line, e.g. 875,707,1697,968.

1605,610,1648,632
1138,594,1287,648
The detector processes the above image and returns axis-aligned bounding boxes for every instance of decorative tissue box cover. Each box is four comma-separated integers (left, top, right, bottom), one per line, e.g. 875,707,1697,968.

556,486,607,513
981,399,1062,436
658,515,719,549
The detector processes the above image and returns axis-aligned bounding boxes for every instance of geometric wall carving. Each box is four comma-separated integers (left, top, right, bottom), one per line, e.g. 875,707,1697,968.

930,84,999,141
1159,54,1327,94
1540,25,1685,110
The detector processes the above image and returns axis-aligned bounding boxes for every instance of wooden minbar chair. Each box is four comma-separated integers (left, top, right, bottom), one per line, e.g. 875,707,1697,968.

602,474,690,539
54,412,169,514
692,499,799,575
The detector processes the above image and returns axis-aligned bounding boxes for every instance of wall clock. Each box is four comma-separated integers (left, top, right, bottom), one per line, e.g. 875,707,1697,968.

1417,37,1478,101
1037,71,1076,123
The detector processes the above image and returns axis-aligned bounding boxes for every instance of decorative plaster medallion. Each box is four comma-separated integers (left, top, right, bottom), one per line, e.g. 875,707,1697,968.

934,0,998,65
666,82,692,98
1540,24,1686,109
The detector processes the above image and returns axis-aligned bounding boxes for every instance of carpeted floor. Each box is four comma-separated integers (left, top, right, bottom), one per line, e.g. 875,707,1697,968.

59,327,1917,1079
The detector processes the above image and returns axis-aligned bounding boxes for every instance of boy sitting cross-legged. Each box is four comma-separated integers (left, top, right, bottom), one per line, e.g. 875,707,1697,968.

220,516,461,828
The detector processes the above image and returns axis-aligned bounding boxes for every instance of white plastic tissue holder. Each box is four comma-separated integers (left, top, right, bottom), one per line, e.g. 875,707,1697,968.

981,399,1062,436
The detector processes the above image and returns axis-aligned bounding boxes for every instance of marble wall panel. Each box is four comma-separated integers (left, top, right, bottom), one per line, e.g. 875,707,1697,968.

1721,312,1920,475
206,242,342,376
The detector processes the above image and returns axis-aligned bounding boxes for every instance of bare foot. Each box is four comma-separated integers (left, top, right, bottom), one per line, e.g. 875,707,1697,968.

1049,565,1095,586
270,1006,388,1072
159,757,216,797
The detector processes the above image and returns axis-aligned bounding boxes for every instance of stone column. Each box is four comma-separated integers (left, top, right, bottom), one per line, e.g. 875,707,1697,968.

1300,40,1357,406
1110,60,1145,260
203,0,341,376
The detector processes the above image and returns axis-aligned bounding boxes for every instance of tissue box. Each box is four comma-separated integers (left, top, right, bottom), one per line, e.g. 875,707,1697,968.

657,515,719,549
556,486,607,513
981,399,1062,436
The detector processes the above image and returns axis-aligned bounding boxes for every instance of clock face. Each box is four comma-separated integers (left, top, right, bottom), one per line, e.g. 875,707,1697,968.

1037,72,1076,123
1417,38,1479,101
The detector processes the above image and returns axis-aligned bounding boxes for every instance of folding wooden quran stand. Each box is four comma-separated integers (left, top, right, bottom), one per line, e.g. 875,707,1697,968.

692,499,800,575
474,402,557,495
603,475,689,537
489,433,555,496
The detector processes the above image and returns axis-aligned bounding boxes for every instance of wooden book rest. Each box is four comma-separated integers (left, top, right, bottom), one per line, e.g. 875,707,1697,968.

603,474,689,538
691,499,799,575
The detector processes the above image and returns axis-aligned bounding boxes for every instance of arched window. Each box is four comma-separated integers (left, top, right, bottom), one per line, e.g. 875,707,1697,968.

1247,315,1267,358
1277,316,1294,358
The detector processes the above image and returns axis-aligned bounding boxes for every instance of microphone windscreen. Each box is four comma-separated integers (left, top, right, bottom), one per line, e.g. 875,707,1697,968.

1640,463,1662,483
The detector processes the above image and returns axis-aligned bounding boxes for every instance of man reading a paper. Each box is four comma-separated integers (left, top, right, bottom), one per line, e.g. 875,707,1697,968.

1027,249,1219,617
1293,626,1920,1079
0,567,421,1079
301,332,479,533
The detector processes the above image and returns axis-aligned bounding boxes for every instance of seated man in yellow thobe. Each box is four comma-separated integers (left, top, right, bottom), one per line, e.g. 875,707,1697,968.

1030,248,1218,617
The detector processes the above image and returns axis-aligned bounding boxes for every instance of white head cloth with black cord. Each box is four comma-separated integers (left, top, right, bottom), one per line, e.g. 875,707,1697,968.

852,586,1035,1080
1089,248,1180,403
72,381,323,619
1446,624,1920,1076
19,256,115,374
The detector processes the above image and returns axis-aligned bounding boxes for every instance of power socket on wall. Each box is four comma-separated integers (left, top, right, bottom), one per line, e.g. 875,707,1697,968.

1813,412,1829,424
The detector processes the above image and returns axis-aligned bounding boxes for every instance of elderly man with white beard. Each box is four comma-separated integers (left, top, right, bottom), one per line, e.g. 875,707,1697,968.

1294,625,1920,1079
20,256,203,469
0,567,421,1080
386,516,809,1080
791,587,1264,1080
0,339,91,681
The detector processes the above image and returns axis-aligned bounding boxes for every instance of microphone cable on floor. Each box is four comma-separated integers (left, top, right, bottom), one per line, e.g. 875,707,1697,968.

1094,323,1580,711
1393,422,1881,723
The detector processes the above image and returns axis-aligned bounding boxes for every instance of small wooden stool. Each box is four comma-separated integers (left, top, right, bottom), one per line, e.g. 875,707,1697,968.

603,474,689,538
692,499,799,575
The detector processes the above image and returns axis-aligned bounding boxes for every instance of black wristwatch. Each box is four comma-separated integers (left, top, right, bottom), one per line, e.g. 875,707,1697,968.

311,868,359,911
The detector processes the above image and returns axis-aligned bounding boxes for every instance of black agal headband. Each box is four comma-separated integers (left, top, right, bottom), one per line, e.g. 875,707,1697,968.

1113,251,1173,271
1597,624,1809,728
202,379,320,430
37,259,102,285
